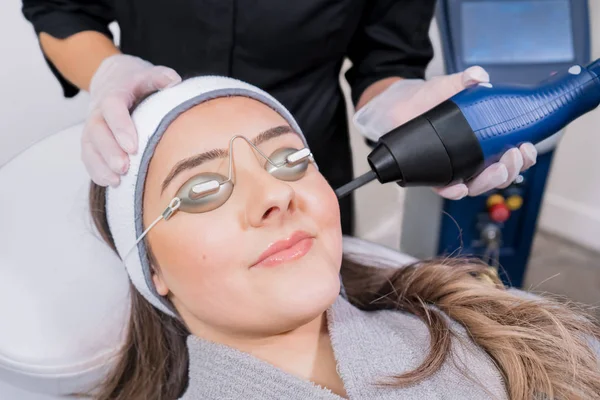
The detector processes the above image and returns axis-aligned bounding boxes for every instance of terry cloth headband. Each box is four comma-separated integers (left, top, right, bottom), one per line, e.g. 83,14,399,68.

105,76,310,317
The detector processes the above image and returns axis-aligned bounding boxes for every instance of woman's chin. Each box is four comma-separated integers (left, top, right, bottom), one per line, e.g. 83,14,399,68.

269,268,341,322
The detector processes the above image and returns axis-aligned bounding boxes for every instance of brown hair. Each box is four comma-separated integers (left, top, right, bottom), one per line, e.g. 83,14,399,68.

89,183,600,400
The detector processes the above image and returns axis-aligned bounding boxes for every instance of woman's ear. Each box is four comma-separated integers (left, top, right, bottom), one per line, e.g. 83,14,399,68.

152,268,169,296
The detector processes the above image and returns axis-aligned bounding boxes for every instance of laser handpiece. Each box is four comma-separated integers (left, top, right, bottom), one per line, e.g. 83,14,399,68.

336,59,600,199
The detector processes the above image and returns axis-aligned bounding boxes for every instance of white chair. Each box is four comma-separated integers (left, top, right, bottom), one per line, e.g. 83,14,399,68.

0,125,416,399
0,125,129,399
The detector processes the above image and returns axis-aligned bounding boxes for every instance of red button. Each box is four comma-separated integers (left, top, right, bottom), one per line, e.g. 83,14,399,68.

489,203,510,223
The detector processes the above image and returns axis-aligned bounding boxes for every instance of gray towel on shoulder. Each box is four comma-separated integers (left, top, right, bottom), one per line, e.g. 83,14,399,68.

180,296,507,400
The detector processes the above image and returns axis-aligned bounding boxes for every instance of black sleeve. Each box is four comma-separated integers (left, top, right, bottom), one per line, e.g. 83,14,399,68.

22,0,116,98
345,0,437,105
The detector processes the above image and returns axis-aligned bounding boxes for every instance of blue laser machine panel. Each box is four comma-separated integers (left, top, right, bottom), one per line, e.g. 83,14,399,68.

434,0,590,286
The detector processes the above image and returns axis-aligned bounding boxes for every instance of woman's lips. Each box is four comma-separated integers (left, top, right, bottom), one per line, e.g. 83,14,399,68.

251,231,314,268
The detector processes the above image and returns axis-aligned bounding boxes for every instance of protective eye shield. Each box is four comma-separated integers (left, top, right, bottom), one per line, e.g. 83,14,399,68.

131,135,315,257
105,76,314,317
170,137,314,217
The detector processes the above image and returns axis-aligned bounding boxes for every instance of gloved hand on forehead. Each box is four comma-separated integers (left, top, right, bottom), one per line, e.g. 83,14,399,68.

353,66,537,200
82,54,182,187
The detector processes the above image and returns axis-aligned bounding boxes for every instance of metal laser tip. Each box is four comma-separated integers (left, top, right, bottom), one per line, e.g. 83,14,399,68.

335,170,378,199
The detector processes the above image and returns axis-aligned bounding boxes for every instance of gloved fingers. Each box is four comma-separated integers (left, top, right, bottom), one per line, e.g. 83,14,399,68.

81,140,120,187
98,67,180,154
436,147,527,199
101,95,139,154
466,163,509,196
86,113,130,175
434,183,469,200
132,66,182,98
496,147,524,189
519,142,538,171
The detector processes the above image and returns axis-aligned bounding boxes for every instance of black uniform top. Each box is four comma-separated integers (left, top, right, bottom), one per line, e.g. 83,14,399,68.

22,0,436,234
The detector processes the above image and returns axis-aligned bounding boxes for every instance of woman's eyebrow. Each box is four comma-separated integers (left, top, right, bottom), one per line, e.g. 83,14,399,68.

161,125,295,193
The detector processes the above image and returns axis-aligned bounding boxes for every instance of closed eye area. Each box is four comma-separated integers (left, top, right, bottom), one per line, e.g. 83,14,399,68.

160,125,298,193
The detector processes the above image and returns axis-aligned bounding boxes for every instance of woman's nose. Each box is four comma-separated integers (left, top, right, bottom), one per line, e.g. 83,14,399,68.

227,138,296,227
244,167,296,228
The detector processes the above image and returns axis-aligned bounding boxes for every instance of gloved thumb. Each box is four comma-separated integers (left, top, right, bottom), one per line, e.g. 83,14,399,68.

461,66,490,86
436,66,490,95
133,66,182,98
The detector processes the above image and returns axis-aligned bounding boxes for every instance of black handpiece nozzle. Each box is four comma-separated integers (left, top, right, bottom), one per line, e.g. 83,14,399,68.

367,101,482,187
334,100,482,200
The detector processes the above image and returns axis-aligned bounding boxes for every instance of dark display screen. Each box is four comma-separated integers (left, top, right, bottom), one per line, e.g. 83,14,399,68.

461,0,574,64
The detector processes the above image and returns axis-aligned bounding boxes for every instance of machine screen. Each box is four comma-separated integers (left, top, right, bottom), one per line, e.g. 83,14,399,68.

461,0,574,64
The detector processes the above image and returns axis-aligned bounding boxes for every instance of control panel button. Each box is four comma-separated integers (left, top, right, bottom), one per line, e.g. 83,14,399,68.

514,175,524,184
489,203,510,223
486,194,504,208
568,65,582,75
506,195,523,211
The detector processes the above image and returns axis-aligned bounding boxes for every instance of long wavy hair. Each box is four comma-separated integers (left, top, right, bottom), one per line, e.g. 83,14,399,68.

89,182,600,400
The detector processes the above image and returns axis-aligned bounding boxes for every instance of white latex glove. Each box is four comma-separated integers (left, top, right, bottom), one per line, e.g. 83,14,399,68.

82,54,182,186
353,66,537,200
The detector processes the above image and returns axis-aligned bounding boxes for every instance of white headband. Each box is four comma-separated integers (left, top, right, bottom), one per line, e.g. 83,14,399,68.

105,76,308,316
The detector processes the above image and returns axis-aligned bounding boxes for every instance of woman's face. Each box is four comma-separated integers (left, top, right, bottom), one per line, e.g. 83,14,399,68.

142,97,342,337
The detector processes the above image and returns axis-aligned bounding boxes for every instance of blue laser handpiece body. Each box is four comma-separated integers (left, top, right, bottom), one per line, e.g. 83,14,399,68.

367,59,600,188
454,60,600,164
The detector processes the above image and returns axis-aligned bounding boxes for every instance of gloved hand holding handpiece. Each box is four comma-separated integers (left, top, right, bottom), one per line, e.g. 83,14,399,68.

353,66,538,200
82,54,182,187
338,59,600,200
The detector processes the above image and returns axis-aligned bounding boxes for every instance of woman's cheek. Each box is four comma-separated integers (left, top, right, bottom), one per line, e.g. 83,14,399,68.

152,217,230,275
305,177,340,225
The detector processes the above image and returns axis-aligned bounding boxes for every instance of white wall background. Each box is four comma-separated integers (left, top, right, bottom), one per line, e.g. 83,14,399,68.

0,0,89,167
1,0,599,252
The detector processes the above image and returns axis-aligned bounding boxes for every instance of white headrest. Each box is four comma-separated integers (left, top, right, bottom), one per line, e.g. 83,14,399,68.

342,235,417,267
0,123,416,398
0,125,129,396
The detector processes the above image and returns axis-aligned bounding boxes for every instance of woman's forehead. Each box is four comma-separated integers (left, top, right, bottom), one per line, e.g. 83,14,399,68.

163,97,289,145
147,97,303,185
